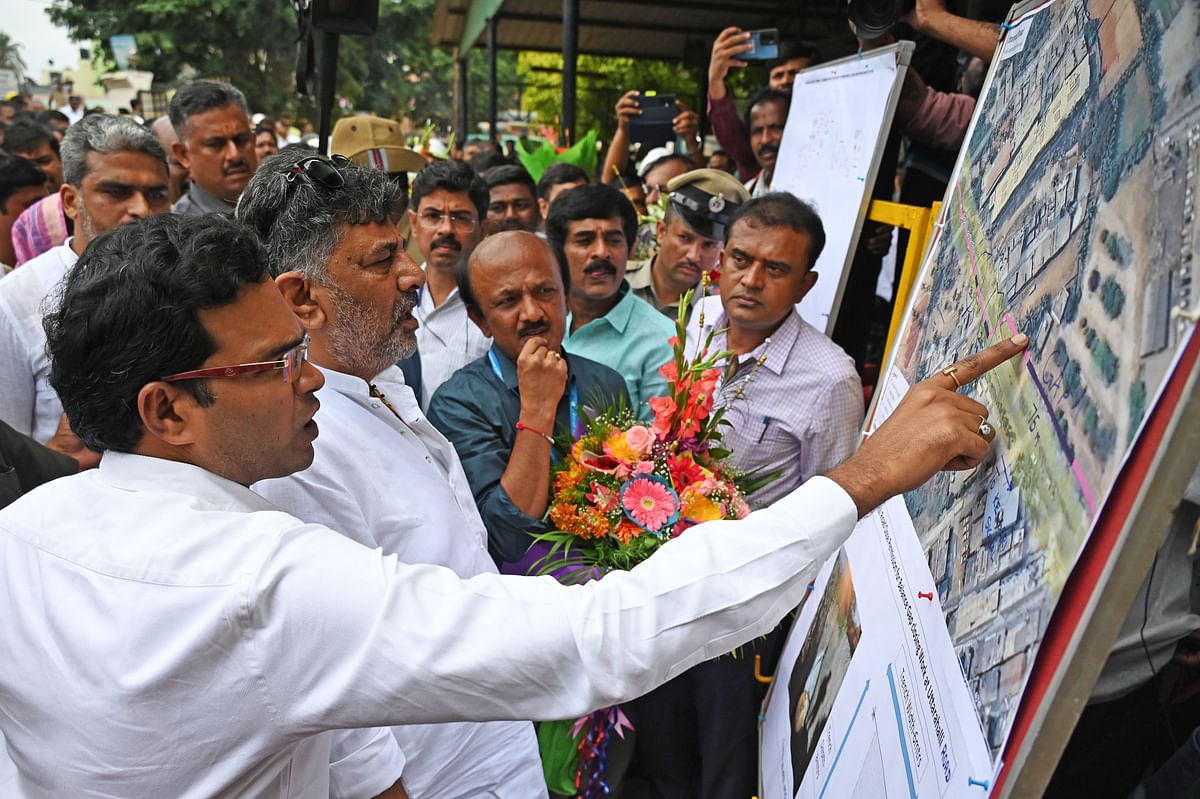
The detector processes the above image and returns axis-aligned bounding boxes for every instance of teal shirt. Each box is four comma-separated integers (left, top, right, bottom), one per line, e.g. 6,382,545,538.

564,282,674,420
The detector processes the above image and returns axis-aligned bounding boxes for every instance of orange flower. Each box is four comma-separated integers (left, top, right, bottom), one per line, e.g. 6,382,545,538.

614,518,641,544
603,431,641,465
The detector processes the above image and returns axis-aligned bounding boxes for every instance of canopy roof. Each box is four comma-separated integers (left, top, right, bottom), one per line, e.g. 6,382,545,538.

432,0,852,60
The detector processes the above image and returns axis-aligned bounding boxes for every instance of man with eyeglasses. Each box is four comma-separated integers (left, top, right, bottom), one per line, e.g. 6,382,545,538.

0,208,1025,796
408,159,492,409
482,164,541,235
238,148,545,798
0,113,170,444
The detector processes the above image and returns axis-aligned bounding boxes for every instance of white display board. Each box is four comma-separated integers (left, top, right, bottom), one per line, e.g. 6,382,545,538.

771,43,911,334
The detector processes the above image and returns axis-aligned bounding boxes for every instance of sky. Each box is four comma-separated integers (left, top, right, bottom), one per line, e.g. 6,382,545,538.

4,0,83,81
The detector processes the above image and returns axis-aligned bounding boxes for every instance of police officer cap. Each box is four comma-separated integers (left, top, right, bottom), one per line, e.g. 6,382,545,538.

665,168,751,241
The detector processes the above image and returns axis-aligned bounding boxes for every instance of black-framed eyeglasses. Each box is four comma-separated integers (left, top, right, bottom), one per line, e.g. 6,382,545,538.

287,155,351,189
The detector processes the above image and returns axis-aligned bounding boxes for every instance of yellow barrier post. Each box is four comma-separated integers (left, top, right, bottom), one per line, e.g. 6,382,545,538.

865,199,942,362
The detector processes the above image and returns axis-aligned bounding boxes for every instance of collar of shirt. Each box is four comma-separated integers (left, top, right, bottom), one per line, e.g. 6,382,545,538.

565,280,637,337
416,267,463,318
709,306,803,377
98,450,276,513
318,363,422,422
174,181,236,215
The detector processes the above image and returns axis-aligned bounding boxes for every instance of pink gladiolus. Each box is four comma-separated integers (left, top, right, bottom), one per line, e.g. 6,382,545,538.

648,395,677,439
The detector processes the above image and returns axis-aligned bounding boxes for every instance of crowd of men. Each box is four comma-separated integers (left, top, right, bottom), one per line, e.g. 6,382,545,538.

0,1,1193,796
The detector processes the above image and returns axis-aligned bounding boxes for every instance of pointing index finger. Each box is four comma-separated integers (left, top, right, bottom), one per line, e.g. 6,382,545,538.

935,333,1028,391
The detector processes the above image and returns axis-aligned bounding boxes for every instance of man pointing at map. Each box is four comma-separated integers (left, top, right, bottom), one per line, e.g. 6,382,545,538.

0,213,1025,796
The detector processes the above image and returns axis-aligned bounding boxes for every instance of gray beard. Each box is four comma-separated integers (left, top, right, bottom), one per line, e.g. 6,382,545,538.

324,285,417,380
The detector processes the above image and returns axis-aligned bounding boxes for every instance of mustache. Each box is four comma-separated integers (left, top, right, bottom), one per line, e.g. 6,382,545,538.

431,234,461,251
497,218,526,231
389,290,418,333
584,258,617,276
518,321,550,338
756,143,779,158
223,161,249,175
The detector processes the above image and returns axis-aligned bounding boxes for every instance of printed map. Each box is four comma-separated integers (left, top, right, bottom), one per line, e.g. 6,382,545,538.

888,0,1200,752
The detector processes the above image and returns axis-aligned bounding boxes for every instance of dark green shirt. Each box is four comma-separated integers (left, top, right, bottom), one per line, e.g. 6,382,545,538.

426,348,629,566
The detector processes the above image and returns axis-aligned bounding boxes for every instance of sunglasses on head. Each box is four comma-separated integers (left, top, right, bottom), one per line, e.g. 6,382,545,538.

286,154,351,189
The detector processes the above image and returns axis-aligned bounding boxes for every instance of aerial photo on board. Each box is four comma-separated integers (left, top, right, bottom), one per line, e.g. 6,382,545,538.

891,0,1200,751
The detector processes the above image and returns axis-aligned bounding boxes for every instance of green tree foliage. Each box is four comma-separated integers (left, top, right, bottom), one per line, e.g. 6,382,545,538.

0,32,28,82
516,51,703,144
49,0,302,114
45,0,515,130
1100,276,1125,318
1128,379,1147,442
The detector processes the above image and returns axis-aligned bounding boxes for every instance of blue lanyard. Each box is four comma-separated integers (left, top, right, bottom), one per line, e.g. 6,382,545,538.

488,348,579,436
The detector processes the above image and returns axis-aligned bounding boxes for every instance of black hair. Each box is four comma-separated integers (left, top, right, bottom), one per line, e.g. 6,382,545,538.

744,87,792,129
468,150,510,174
0,153,47,213
168,80,249,138
772,40,821,69
1,120,60,158
410,158,489,219
537,162,589,199
483,163,536,196
544,182,638,286
728,192,826,270
34,110,70,127
43,214,270,453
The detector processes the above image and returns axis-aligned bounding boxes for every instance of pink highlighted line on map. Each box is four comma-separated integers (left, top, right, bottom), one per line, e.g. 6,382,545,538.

957,189,1098,517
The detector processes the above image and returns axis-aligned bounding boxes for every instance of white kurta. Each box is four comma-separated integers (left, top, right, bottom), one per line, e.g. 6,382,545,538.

0,242,78,442
254,365,545,798
413,280,492,411
0,451,856,798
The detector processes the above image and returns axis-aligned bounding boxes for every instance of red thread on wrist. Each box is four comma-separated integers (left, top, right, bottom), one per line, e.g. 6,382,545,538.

516,421,554,444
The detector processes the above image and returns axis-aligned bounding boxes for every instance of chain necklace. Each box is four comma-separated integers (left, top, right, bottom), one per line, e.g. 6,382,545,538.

368,383,418,432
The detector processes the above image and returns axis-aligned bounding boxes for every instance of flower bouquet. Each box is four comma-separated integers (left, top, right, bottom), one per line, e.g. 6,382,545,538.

532,291,775,582
531,291,776,798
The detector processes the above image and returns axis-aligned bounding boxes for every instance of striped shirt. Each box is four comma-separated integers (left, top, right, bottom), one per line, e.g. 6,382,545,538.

688,297,864,508
414,276,492,412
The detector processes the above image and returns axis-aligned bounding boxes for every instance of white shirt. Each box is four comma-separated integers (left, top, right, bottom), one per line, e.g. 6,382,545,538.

57,104,85,124
0,242,79,442
0,452,855,798
254,365,544,798
414,277,491,412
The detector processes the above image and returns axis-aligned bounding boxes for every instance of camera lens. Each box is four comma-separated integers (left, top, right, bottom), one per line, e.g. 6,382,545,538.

847,0,915,38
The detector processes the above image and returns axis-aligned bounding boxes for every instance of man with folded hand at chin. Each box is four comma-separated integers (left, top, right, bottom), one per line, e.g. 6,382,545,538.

427,231,629,570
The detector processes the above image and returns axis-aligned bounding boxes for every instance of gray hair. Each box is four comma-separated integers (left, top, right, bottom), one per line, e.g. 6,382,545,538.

61,114,167,187
168,80,249,138
235,148,406,282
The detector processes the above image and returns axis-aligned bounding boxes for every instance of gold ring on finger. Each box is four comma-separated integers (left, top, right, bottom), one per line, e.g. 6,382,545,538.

941,365,962,388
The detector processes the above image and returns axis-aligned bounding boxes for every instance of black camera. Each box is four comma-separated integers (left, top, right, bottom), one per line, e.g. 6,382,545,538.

847,0,915,38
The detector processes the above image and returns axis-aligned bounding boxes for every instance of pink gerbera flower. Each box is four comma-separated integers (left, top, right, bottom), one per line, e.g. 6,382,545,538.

621,476,680,533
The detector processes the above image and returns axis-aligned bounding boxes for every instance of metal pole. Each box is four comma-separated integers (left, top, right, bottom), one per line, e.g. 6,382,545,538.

457,56,470,147
317,31,339,154
562,0,579,146
487,17,499,145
